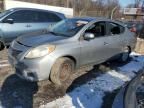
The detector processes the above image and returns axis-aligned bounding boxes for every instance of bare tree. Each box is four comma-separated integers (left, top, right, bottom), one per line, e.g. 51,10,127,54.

135,0,143,7
134,0,143,19
80,0,120,18
16,0,121,18
73,0,91,16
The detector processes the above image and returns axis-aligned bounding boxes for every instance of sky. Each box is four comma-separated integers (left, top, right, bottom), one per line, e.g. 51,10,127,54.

119,0,135,7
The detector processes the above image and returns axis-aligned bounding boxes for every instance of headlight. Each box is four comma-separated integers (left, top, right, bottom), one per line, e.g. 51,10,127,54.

25,45,55,59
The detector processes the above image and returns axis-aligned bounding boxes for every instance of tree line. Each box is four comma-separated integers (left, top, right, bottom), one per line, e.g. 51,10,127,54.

5,0,144,19
20,0,120,18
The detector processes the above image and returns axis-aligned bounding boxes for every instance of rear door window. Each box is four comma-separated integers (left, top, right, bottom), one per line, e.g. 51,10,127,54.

107,22,125,35
37,11,62,22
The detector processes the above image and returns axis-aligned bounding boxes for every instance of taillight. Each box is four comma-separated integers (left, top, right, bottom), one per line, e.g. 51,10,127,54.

130,27,136,33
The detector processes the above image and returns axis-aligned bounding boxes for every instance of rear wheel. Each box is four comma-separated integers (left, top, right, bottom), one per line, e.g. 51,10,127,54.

0,41,5,51
50,57,74,87
120,47,131,62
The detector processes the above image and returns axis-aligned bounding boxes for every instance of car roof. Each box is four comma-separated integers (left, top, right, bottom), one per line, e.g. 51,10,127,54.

69,17,126,27
9,7,57,13
8,8,66,19
70,17,111,22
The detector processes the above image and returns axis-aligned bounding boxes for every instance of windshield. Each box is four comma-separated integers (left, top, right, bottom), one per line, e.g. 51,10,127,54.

50,19,89,37
0,9,13,19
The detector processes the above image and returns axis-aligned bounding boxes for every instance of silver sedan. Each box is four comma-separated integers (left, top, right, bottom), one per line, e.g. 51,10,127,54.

8,17,136,86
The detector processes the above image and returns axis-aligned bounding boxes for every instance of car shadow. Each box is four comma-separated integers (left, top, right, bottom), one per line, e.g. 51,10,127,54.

66,55,144,108
67,65,103,92
0,55,143,108
66,58,131,93
0,74,38,108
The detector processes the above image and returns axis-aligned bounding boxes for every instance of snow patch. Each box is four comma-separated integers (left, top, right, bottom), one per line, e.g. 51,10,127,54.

41,53,144,108
0,60,8,64
0,64,10,68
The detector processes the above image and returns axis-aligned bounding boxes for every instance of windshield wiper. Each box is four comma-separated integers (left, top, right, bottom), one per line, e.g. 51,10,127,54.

49,31,69,37
49,31,58,36
59,33,70,37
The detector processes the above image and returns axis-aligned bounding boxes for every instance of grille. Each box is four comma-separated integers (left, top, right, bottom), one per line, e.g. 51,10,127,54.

11,48,22,57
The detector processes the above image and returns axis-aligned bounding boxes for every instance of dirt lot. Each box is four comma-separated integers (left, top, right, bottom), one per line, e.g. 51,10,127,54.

0,49,144,108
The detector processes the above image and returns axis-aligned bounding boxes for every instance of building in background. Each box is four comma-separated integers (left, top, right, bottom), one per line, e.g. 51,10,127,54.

123,7,144,21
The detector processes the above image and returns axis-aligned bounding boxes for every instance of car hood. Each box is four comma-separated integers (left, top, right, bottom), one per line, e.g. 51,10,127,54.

17,31,68,47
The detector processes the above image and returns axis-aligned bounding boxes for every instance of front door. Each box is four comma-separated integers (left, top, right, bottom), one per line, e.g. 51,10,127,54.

80,21,111,65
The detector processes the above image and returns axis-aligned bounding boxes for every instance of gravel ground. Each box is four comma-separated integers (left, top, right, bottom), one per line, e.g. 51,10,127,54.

0,49,143,108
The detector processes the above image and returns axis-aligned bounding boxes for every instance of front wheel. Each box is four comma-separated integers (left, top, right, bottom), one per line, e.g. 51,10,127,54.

50,57,74,87
119,47,131,62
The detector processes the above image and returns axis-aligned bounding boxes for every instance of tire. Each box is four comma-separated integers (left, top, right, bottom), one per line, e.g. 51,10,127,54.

50,57,74,86
119,47,131,62
0,41,5,51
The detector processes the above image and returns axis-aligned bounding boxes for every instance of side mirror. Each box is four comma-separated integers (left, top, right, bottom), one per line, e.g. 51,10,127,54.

84,33,95,40
3,18,14,24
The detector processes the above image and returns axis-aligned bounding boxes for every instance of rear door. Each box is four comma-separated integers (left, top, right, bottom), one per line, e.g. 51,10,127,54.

36,11,63,29
105,22,126,58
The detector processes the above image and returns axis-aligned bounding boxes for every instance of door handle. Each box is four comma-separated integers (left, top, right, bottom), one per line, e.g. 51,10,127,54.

25,25,31,27
104,42,108,45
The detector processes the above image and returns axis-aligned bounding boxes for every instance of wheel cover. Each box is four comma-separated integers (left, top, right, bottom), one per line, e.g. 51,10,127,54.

59,63,71,82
